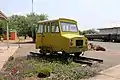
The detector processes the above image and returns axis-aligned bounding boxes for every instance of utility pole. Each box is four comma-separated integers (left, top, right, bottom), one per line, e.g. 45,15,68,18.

32,0,33,13
0,11,9,49
31,0,34,41
7,22,9,49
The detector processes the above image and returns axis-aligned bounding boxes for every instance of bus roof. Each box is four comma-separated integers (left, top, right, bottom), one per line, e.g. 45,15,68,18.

37,18,77,23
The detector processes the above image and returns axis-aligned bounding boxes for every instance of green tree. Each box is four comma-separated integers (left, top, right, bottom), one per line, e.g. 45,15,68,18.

9,15,26,36
78,30,82,35
0,20,6,37
26,13,48,37
8,13,48,40
81,29,98,35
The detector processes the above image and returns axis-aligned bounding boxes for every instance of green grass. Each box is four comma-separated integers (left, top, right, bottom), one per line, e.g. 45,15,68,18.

0,54,101,80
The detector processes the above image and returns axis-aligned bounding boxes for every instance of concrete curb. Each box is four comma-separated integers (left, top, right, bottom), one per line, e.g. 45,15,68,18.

100,64,120,79
100,64,120,73
87,64,120,80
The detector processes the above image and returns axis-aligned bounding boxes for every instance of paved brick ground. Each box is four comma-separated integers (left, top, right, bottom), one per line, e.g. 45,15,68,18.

0,45,18,70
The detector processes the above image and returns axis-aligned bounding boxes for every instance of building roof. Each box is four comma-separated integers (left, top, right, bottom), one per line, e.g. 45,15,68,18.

0,11,8,21
98,27,120,30
98,22,120,30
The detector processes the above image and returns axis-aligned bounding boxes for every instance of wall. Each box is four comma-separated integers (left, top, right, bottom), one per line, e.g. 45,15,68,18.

4,31,17,40
99,28,120,34
117,28,120,34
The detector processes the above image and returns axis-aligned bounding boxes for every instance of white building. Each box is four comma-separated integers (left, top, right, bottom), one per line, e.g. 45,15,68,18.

98,22,120,34
98,27,120,34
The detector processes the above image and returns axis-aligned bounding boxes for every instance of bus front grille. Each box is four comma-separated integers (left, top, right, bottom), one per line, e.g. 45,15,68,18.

76,40,83,47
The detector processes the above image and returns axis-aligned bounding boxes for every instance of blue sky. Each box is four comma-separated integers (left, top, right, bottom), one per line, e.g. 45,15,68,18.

0,0,120,30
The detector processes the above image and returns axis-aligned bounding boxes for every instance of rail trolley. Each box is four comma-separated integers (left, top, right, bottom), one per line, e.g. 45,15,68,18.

35,18,88,57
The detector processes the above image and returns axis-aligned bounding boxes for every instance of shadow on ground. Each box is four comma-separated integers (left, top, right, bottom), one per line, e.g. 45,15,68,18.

11,41,35,44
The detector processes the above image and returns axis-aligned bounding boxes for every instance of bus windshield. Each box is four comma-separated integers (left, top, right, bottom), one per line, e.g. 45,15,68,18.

60,22,78,32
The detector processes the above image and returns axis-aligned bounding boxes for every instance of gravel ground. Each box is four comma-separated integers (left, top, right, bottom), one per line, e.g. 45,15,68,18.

88,41,120,52
13,42,37,57
84,41,120,70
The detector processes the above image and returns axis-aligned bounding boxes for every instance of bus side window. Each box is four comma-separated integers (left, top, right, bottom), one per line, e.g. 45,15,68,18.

47,23,51,33
37,24,43,33
51,22,59,33
44,23,47,33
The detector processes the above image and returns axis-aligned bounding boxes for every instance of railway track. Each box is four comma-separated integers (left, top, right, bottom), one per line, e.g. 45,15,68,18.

73,56,103,66
29,52,103,66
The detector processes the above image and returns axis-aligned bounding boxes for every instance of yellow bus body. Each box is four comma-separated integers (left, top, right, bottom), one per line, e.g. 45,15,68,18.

36,18,88,55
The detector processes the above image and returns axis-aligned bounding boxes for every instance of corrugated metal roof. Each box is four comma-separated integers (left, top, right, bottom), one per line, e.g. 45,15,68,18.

0,11,8,21
98,22,120,30
98,27,120,30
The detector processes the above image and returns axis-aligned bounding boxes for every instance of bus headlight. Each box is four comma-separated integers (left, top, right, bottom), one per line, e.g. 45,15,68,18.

85,39,88,45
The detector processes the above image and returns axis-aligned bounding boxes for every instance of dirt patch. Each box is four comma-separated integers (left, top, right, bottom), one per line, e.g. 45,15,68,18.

88,43,106,51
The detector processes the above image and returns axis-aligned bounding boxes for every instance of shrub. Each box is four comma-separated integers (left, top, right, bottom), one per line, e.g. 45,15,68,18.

0,56,100,80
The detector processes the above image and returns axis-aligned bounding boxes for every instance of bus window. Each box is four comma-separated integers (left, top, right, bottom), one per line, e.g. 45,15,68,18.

60,22,78,32
56,26,59,32
44,23,47,33
51,22,59,33
37,24,43,33
47,23,50,33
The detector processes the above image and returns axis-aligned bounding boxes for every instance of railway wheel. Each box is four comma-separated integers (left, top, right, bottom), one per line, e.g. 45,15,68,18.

62,52,69,60
62,51,72,63
74,52,82,57
52,51,57,54
39,49,46,55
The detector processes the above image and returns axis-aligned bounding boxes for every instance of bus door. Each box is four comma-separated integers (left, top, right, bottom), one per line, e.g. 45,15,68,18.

42,22,51,47
42,22,60,50
36,23,44,49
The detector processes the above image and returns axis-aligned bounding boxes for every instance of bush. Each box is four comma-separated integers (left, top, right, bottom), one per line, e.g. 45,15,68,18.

0,77,5,80
0,56,101,80
37,68,51,78
34,63,52,78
